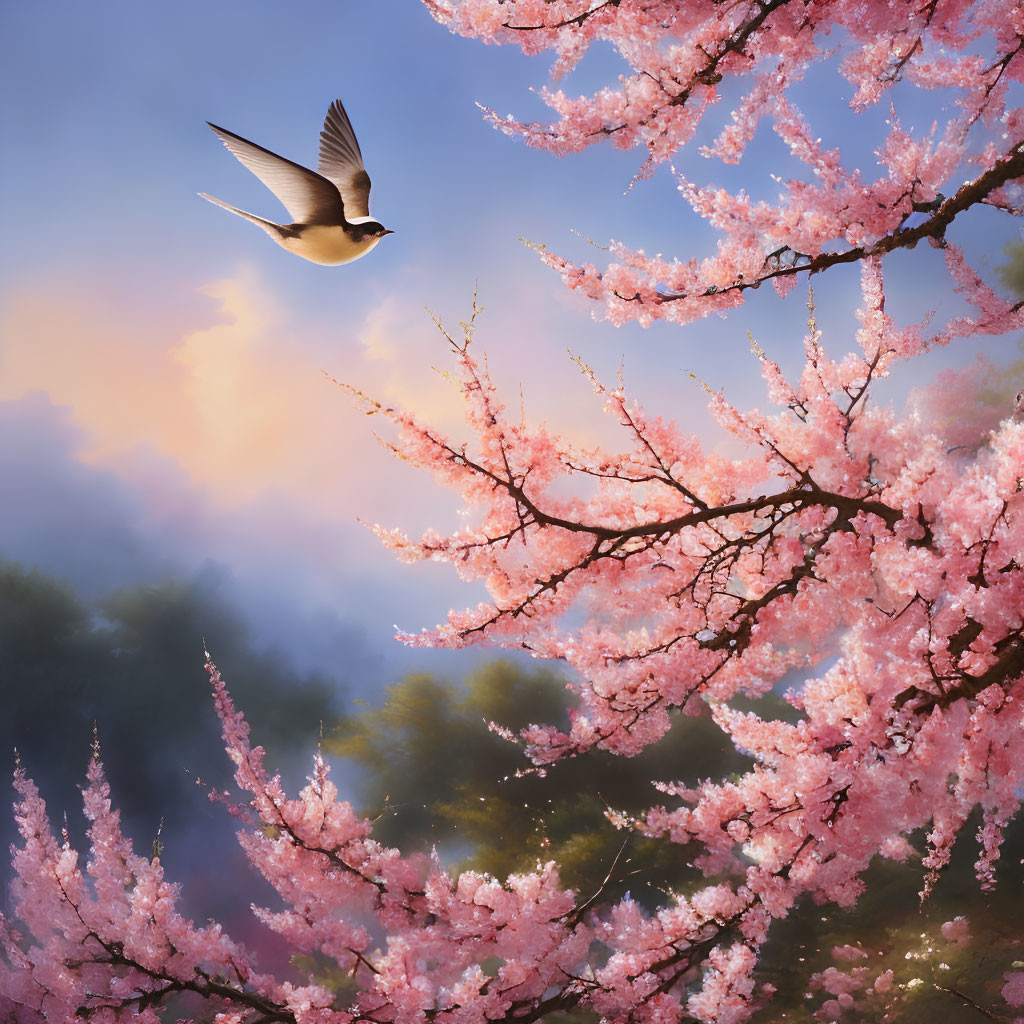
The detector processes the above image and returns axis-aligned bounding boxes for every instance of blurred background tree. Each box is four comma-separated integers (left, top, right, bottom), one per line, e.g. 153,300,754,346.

328,662,1024,1022
328,660,757,907
998,239,1024,299
0,558,340,924
5,557,1022,1019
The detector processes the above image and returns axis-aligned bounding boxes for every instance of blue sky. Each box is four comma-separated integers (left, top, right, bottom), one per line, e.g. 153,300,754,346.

1,0,1020,704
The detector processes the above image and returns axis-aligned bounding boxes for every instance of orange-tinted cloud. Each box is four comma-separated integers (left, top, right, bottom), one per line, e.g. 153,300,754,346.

0,267,474,521
1,262,698,551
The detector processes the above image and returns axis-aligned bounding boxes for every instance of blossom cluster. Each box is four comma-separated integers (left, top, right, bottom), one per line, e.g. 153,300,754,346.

4,288,1023,1023
340,260,1024,1019
427,0,1024,328
1,663,590,1022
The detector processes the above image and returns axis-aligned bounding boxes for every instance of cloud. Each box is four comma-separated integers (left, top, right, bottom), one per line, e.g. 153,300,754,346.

2,259,730,689
0,394,177,596
0,265,478,519
0,389,481,688
0,268,495,688
0,262,662,529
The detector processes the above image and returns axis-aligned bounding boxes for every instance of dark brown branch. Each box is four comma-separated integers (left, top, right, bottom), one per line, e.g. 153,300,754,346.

646,143,1024,306
895,629,1024,713
504,0,623,31
933,984,1007,1022
596,0,800,136
449,441,901,541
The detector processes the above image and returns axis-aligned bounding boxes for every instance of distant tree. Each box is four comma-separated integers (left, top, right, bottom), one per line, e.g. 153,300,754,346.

999,239,1024,300
0,560,338,870
327,660,755,905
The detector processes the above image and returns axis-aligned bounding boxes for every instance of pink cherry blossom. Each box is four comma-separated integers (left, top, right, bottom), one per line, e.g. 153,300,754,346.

335,264,1024,1019
428,0,1024,328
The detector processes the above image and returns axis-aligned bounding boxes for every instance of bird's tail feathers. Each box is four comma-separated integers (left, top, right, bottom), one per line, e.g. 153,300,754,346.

198,193,283,237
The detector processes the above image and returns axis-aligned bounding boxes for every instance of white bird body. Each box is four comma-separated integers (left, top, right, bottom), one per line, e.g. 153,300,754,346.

281,223,386,266
200,99,391,266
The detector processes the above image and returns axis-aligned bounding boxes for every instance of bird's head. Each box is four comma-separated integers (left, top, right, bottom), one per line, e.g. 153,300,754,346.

357,221,394,241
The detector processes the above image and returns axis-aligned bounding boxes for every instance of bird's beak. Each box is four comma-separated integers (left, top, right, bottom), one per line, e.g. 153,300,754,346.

382,229,395,236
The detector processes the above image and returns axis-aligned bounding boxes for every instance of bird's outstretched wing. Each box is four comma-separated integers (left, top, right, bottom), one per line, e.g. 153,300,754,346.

206,122,344,225
317,99,373,219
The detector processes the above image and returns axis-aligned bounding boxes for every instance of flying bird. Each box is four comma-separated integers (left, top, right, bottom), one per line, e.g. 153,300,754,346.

200,99,392,266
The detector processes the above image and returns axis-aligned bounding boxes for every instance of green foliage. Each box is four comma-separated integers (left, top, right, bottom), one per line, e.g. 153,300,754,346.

751,813,1024,1021
328,660,756,906
998,238,1024,299
0,559,338,837
330,663,1024,1021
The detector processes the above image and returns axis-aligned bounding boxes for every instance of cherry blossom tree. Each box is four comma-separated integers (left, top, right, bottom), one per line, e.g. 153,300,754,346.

4,1,1024,1021
335,281,1024,1019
